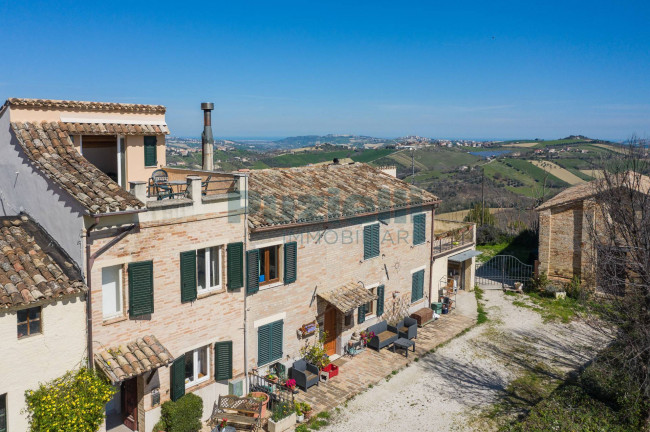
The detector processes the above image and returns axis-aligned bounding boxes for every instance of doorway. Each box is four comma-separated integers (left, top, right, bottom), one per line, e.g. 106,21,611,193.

121,378,138,431
323,308,337,356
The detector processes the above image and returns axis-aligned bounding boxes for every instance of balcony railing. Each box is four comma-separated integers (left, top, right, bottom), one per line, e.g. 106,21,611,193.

145,167,239,200
432,220,475,255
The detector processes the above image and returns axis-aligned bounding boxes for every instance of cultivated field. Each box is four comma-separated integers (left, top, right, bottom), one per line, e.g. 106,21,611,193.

529,160,586,185
437,207,505,221
591,143,625,153
502,142,538,148
580,169,605,178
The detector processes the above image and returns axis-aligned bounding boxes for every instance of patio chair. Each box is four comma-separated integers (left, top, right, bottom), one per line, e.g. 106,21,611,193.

366,320,398,351
290,359,319,391
395,317,418,340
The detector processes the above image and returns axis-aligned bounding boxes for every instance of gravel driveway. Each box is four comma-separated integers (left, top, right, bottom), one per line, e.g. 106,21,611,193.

321,286,609,432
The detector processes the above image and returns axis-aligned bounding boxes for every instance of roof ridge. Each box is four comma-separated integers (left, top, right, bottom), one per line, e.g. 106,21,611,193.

5,98,166,114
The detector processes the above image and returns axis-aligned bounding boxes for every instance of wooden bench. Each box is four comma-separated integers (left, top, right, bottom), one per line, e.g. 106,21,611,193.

208,395,262,431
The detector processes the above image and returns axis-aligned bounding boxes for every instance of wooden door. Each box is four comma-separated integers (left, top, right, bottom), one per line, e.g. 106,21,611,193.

122,378,138,431
323,308,337,356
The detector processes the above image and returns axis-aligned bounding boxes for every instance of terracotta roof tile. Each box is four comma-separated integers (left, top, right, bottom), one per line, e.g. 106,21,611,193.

536,172,650,211
5,98,166,114
11,121,145,214
318,281,378,314
57,122,170,135
0,217,86,310
247,163,440,229
95,335,174,384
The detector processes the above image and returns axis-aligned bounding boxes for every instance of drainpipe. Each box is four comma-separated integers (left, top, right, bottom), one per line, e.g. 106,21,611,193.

428,206,436,306
242,174,250,391
85,218,137,369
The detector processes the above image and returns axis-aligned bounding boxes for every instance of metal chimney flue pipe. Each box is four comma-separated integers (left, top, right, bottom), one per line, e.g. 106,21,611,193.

201,102,214,171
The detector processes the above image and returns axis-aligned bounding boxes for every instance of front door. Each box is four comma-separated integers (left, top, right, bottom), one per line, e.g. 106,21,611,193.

121,377,138,431
323,308,337,356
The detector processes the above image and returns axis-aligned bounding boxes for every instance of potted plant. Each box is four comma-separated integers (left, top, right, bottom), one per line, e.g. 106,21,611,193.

266,373,279,383
218,417,228,431
268,401,296,432
295,404,304,423
284,378,297,393
296,402,312,420
360,331,375,346
300,331,331,370
247,392,270,418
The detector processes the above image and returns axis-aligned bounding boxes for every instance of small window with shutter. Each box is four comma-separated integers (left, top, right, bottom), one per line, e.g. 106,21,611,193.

363,223,380,260
411,269,425,303
413,213,426,245
258,320,283,366
144,136,157,167
215,341,233,381
128,261,154,318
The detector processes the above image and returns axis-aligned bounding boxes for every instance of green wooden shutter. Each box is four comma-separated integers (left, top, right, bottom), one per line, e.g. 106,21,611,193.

144,136,157,166
227,242,244,290
376,285,385,316
170,354,185,401
246,249,259,294
364,224,380,260
258,324,271,366
180,251,197,303
271,320,283,362
284,242,297,284
411,270,424,302
214,341,233,381
128,261,154,317
413,214,426,245
0,394,6,432
357,305,366,324
372,223,380,257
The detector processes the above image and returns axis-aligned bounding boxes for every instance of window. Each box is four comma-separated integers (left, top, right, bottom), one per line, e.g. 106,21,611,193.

184,346,209,388
344,313,353,327
258,320,283,366
0,393,6,432
17,306,41,338
411,269,425,303
363,223,380,260
128,261,154,317
364,287,376,317
413,213,426,245
102,265,123,319
144,136,157,167
197,246,222,293
259,245,280,286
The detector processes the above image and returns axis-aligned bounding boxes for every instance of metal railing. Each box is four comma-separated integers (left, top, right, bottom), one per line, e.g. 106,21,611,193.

432,226,474,255
146,176,237,200
248,371,295,411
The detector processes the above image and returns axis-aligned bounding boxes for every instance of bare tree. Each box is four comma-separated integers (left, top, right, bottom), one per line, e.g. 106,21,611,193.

582,138,650,414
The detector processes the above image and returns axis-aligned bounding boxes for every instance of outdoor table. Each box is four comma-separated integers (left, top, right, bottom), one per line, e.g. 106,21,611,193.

392,337,415,358
167,180,187,194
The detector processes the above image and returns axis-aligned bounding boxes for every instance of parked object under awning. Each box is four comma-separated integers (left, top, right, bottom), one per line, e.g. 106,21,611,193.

448,250,482,263
95,335,173,384
318,281,378,314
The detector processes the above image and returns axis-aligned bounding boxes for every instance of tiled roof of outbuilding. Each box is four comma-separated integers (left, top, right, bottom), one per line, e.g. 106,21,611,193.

536,172,650,211
247,163,440,229
0,217,86,310
5,97,166,114
10,121,145,214
59,122,170,135
95,335,174,384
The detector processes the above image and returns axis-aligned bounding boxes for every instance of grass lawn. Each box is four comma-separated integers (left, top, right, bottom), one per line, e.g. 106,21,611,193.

509,292,584,323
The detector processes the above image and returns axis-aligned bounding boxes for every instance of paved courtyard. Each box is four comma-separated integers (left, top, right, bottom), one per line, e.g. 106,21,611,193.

295,290,478,414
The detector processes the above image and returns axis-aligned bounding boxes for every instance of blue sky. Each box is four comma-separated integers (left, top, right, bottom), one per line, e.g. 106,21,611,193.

1,1,648,140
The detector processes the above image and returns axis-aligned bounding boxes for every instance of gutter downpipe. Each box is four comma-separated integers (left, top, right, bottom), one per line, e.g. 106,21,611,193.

428,205,437,307
242,174,250,392
85,217,137,369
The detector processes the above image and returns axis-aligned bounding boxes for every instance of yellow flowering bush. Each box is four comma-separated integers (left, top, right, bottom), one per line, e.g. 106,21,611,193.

24,367,115,432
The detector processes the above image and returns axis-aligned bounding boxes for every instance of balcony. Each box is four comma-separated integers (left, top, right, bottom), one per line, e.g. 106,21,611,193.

432,220,475,257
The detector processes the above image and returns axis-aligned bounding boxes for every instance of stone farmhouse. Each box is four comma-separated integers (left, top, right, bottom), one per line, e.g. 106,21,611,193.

536,172,650,287
0,97,479,432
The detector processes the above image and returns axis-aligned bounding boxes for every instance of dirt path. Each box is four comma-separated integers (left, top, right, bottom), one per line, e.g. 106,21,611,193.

321,287,609,432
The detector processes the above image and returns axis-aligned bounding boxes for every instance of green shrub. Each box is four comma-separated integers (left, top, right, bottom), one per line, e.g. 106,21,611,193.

159,393,203,432
564,275,584,300
24,367,115,432
528,272,550,293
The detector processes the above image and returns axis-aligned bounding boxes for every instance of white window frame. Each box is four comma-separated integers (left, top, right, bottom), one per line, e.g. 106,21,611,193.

101,265,123,320
196,246,223,294
253,241,284,291
185,345,210,388
364,283,379,320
